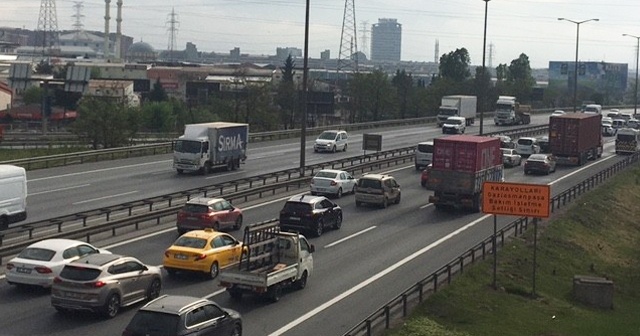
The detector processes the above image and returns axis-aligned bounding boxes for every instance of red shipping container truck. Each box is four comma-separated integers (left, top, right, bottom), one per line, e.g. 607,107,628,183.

549,113,602,166
427,135,503,212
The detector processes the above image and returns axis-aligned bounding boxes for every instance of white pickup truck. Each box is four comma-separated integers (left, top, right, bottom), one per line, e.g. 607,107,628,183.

219,220,314,302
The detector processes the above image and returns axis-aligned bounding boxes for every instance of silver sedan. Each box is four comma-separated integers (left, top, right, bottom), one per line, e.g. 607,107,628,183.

310,169,357,198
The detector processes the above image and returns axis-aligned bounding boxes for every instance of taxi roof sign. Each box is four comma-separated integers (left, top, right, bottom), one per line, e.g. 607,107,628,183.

482,181,550,218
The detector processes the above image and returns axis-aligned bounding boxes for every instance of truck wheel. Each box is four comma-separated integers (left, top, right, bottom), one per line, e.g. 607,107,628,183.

208,262,219,279
228,289,243,300
227,160,234,171
204,162,212,174
268,284,282,303
176,169,184,174
296,271,308,290
355,201,362,207
0,217,8,230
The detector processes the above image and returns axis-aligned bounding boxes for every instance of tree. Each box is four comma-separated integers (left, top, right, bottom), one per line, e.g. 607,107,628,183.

506,53,535,103
34,60,53,75
439,48,471,82
391,69,414,119
347,70,394,122
148,80,168,102
140,101,176,132
72,96,138,149
276,55,298,129
22,86,43,105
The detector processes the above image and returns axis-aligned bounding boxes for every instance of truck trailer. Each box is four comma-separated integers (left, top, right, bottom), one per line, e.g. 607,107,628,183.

436,95,477,127
549,113,602,165
426,135,503,212
173,122,249,174
493,96,531,126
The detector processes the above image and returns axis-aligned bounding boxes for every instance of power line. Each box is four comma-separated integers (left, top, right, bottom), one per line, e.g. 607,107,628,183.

166,7,180,61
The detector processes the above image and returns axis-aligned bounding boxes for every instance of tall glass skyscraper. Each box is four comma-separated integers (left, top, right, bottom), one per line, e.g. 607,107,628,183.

370,18,401,62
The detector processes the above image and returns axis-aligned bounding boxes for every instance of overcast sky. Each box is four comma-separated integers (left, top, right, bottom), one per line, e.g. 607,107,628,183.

1,0,640,69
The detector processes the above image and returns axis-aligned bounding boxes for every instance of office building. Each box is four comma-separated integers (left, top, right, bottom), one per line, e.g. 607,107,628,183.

370,18,401,62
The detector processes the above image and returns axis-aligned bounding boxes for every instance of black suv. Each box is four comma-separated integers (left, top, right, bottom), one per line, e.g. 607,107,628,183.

122,295,242,336
279,195,342,237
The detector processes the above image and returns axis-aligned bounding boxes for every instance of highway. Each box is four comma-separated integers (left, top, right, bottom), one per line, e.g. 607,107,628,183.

0,114,624,335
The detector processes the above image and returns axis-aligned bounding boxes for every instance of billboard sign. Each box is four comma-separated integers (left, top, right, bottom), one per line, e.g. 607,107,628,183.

482,181,550,218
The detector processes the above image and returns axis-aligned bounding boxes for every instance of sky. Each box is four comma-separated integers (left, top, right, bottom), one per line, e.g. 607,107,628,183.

1,0,640,69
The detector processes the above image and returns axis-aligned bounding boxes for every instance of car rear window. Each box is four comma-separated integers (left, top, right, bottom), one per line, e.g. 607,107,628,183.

173,237,208,249
417,143,434,153
517,139,533,145
315,171,338,179
18,248,56,261
358,178,382,189
182,204,209,214
282,202,312,213
59,265,101,281
125,311,180,336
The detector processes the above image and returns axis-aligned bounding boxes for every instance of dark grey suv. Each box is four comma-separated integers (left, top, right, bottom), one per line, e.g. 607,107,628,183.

279,195,342,237
122,295,242,336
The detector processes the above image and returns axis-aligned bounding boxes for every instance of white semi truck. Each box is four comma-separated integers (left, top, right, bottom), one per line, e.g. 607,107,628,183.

493,96,531,126
173,122,249,174
436,95,477,127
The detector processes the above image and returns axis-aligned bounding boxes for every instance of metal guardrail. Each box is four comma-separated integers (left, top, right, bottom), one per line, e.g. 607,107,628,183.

343,151,640,336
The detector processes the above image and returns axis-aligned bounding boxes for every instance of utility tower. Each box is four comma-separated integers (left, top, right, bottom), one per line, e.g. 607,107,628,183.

488,42,495,68
337,0,358,73
360,20,369,57
166,8,179,61
72,1,84,35
37,0,60,55
434,39,439,63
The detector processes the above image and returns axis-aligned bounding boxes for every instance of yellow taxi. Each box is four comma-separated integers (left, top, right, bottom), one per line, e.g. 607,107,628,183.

163,229,244,279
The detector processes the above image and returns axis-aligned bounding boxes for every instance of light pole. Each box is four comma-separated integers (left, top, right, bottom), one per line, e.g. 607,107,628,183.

480,0,490,136
623,34,640,116
299,0,310,176
558,18,598,112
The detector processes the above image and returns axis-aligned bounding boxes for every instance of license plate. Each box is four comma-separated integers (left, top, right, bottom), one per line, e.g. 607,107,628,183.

175,254,188,260
65,291,82,299
16,267,31,274
289,217,300,221
316,188,325,192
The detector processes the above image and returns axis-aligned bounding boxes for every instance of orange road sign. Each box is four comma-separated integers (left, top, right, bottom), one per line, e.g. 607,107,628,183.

482,181,551,218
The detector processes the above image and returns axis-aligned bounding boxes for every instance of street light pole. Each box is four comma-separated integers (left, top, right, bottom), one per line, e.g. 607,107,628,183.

558,18,599,113
299,0,310,176
623,34,640,116
480,0,490,136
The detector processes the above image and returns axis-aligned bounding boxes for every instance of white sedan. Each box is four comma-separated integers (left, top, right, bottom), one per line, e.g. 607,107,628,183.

501,148,522,167
6,239,110,288
310,169,357,198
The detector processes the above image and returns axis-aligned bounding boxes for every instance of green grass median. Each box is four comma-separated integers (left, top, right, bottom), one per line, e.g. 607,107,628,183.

386,167,640,336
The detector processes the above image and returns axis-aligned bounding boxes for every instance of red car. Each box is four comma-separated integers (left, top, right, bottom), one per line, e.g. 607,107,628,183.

420,164,432,187
176,197,243,234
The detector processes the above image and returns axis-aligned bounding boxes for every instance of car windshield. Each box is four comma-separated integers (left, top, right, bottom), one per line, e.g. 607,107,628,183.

518,139,533,146
174,140,202,154
59,265,101,281
315,171,338,179
18,248,56,261
438,108,457,116
173,237,208,249
446,119,462,125
125,311,180,336
318,132,337,140
617,134,636,141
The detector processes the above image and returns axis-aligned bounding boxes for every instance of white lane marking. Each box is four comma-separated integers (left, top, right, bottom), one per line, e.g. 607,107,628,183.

548,155,615,185
204,289,227,299
324,226,377,248
419,203,433,210
29,184,91,196
72,191,139,205
268,214,491,336
28,161,170,181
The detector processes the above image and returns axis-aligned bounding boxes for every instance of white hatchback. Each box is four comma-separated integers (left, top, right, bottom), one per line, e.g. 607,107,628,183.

310,169,357,198
515,137,540,156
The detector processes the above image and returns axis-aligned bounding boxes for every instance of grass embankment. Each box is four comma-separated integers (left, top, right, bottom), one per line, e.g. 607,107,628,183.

387,168,640,336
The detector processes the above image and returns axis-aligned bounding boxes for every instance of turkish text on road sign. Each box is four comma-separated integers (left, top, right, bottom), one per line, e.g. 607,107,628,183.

482,181,550,218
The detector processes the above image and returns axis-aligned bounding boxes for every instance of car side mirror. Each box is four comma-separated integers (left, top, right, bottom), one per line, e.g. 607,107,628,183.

309,244,315,253
142,266,148,271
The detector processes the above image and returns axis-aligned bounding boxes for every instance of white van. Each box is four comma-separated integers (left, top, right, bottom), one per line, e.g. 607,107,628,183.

584,104,602,115
0,165,27,229
415,141,434,170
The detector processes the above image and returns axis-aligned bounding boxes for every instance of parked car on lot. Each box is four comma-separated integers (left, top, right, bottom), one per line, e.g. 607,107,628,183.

500,148,522,167
515,137,540,156
355,173,401,208
420,164,432,187
524,154,557,175
310,169,356,198
163,229,244,279
51,254,162,318
442,116,466,134
313,130,348,152
176,197,243,234
122,295,242,336
279,195,342,237
6,239,110,288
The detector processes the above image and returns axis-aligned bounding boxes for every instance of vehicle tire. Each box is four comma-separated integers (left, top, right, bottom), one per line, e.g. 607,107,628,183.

54,306,71,315
0,216,8,230
351,185,356,194
176,169,184,174
208,262,219,279
421,180,426,187
333,213,342,230
147,278,161,301
343,144,347,152
213,222,220,231
473,194,482,213
227,160,234,171
296,271,308,290
177,228,187,235
314,148,318,153
332,145,337,153
313,219,324,237
415,164,421,171
395,192,401,204
102,293,120,318
230,324,242,336
355,201,362,207
233,216,243,230
268,284,282,303
204,162,212,174
434,204,444,211
381,197,388,208
228,289,243,300
335,188,343,198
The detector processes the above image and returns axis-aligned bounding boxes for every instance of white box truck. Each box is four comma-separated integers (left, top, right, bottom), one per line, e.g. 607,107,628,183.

436,95,477,127
0,165,27,229
173,122,249,174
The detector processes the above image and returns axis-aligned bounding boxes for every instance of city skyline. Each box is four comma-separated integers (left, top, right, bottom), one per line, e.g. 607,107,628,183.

1,0,639,69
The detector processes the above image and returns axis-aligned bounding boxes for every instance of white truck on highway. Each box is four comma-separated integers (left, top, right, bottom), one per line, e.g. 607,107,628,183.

493,96,532,126
436,95,477,127
0,165,27,230
173,122,248,174
219,219,314,302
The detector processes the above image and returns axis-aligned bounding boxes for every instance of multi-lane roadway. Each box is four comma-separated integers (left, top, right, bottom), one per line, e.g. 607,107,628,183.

0,114,623,335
